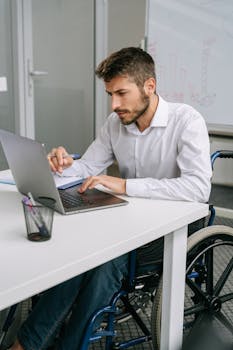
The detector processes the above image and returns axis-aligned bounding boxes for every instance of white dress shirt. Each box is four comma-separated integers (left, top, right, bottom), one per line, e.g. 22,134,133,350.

71,96,212,203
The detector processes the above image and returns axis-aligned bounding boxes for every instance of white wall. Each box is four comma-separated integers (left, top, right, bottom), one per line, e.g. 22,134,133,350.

145,0,233,185
105,0,146,117
108,0,146,53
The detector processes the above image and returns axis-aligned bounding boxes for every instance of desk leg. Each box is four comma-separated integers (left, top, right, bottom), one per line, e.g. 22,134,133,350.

160,225,187,350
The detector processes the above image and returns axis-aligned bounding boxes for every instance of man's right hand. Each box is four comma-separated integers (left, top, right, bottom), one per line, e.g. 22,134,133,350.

47,146,74,173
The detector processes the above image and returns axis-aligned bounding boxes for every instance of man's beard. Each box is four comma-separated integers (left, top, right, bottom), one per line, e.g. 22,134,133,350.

115,94,150,126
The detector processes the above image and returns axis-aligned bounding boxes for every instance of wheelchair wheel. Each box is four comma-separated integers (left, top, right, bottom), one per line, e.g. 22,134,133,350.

151,225,233,350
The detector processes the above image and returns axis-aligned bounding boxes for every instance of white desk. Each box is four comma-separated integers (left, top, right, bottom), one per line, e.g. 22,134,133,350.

0,179,208,350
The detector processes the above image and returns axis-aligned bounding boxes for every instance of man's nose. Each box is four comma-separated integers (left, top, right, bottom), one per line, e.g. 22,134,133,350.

111,95,121,111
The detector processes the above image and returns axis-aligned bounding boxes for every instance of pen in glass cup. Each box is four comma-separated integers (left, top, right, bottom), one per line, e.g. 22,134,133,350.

27,192,48,230
24,194,49,236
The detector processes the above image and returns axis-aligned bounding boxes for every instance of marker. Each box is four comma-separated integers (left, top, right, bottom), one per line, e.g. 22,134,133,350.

27,192,36,206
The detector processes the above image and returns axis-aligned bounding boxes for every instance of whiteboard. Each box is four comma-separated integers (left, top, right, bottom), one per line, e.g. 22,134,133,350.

146,0,233,129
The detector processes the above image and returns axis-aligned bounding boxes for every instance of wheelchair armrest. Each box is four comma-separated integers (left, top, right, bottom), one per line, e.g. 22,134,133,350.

211,150,233,167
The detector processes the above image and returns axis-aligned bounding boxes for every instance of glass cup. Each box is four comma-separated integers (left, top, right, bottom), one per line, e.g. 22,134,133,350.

22,197,55,242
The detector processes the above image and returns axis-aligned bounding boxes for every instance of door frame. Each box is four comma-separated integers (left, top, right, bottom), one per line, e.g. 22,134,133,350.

11,0,108,139
11,0,34,138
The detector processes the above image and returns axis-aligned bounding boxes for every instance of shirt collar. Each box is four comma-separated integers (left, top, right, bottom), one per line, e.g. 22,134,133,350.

150,95,168,127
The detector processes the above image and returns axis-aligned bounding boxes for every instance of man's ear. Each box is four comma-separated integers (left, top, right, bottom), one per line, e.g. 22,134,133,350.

144,78,156,96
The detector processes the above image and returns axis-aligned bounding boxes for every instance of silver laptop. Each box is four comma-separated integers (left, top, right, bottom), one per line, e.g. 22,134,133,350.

0,129,128,214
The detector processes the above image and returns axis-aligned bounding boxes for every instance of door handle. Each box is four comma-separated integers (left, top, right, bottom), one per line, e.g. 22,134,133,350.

27,59,48,97
29,70,48,77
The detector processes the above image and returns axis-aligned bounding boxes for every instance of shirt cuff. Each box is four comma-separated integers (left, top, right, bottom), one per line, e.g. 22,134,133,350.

126,179,148,197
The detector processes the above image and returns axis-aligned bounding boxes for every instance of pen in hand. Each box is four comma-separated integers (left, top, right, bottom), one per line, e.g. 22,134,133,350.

48,152,80,173
48,153,80,160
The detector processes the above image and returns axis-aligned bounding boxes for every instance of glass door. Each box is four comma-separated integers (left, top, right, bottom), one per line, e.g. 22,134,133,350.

31,0,95,155
0,1,16,169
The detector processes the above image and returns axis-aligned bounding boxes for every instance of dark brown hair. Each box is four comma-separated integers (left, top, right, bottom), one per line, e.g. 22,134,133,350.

95,47,156,88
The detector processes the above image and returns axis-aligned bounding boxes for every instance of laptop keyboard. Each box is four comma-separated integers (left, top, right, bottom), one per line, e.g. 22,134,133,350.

58,185,127,213
59,189,93,209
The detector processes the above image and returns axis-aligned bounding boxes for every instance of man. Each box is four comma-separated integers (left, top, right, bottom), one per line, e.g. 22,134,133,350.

10,47,212,350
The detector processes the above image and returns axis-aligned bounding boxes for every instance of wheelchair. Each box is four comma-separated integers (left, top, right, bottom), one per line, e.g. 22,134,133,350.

79,150,233,350
0,151,233,350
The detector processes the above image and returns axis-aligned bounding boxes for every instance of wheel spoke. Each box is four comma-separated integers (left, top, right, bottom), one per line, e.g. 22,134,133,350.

205,246,214,295
215,311,233,335
184,302,206,317
219,292,233,303
214,256,233,296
